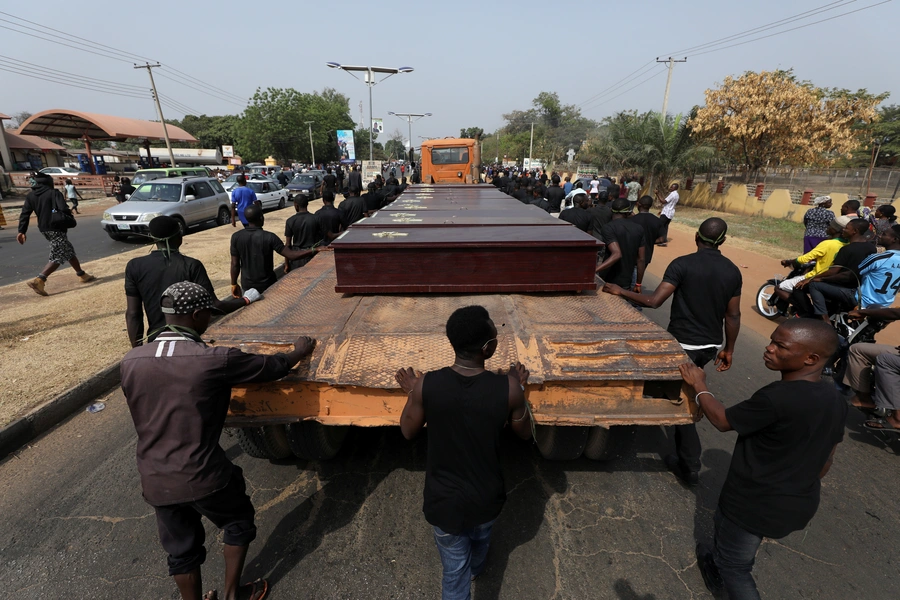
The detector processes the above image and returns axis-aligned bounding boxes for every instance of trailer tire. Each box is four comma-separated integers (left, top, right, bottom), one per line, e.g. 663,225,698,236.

535,425,589,461
261,425,294,459
232,427,271,459
583,426,615,461
287,421,348,461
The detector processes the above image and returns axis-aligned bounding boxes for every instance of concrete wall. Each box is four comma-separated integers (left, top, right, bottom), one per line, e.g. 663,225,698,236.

679,183,900,223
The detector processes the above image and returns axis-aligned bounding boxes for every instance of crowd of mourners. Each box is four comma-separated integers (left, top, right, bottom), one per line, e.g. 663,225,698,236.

13,161,900,600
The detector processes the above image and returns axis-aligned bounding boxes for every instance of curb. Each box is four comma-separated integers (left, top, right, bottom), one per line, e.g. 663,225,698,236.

0,362,121,460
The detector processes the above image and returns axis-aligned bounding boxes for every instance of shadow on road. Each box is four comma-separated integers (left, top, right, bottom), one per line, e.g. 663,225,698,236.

613,578,658,599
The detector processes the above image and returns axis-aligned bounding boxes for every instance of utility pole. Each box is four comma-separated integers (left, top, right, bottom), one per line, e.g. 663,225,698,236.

305,121,315,167
134,62,176,168
528,122,534,170
656,57,687,118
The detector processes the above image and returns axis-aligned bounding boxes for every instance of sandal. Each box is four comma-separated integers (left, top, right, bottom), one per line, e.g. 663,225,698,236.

239,579,269,600
863,419,900,434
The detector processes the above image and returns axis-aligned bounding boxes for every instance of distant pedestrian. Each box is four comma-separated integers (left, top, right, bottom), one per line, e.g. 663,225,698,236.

347,165,363,195
230,205,323,296
629,196,665,268
121,280,317,600
559,191,591,232
17,172,95,296
64,178,83,214
395,305,532,600
658,183,680,245
562,176,573,195
683,319,845,599
802,196,835,253
625,177,642,206
229,175,259,228
544,175,565,213
595,198,646,293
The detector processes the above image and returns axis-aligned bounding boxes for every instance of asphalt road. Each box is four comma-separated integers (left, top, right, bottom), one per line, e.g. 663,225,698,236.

0,212,147,285
2,279,900,599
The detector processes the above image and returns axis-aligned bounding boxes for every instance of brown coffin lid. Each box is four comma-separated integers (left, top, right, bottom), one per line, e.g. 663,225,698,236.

331,225,600,249
353,208,566,227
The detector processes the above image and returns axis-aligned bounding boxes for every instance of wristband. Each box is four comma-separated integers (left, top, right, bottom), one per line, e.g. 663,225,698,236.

634,283,642,291
694,391,714,406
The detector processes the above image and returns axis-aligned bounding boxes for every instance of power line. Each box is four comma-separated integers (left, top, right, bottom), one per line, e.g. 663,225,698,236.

686,0,894,58
0,64,151,100
576,61,658,108
0,55,148,94
581,67,669,113
0,11,249,108
662,0,857,56
158,95,202,116
153,72,246,107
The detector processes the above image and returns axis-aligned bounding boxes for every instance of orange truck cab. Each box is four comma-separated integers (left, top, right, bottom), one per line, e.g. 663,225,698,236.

419,138,480,184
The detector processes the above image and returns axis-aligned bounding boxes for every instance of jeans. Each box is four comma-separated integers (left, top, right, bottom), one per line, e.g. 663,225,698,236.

673,347,718,472
714,508,763,600
432,519,495,600
808,281,857,316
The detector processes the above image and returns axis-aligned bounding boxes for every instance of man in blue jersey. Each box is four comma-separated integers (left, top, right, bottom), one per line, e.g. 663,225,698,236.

857,224,900,308
229,175,259,228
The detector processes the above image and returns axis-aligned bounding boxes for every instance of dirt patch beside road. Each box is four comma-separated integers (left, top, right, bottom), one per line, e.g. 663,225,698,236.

0,201,309,427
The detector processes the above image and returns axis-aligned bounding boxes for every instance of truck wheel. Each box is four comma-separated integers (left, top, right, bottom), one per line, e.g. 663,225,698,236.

287,421,349,461
583,426,615,461
232,427,271,459
217,206,231,226
535,425,589,461
261,425,294,459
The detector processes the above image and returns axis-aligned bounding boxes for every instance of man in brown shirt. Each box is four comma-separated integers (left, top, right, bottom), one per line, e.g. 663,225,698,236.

121,281,316,600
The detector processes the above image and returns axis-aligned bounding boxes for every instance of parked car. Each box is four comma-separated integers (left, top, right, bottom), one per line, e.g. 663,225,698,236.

131,167,209,186
222,172,243,192
39,166,82,177
227,178,289,211
286,172,323,199
100,176,231,241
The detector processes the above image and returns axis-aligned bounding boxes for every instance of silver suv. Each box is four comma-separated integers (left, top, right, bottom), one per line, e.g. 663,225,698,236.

101,176,232,241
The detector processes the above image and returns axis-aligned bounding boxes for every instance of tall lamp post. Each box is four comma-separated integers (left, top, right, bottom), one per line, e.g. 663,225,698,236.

325,63,414,161
305,121,315,167
388,112,432,160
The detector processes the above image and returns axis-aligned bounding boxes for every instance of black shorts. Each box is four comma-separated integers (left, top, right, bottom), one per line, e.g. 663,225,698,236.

153,467,257,575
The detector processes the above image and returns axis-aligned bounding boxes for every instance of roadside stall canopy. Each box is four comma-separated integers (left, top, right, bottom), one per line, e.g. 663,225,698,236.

5,131,66,151
17,110,197,173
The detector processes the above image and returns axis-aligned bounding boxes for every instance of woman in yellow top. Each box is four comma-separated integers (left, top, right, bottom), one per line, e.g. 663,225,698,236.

773,217,851,303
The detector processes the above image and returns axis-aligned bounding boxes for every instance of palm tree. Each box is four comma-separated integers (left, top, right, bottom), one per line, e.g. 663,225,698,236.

588,110,716,200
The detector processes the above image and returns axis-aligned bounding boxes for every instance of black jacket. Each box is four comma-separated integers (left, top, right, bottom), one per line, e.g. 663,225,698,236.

19,183,64,234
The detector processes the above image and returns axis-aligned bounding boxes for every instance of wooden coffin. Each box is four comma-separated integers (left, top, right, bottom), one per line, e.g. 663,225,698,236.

381,198,526,211
331,226,600,293
353,208,565,228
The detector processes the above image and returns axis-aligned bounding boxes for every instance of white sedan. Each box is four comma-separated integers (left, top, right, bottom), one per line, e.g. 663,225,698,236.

227,178,289,211
39,166,81,176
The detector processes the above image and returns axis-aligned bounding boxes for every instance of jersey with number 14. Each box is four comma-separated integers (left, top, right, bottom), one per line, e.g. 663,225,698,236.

859,249,900,308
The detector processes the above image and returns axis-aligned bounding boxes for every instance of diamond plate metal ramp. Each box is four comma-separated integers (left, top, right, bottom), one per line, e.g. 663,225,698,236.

208,253,688,390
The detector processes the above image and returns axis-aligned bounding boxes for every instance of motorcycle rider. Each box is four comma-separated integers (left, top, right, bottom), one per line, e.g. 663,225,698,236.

774,218,849,313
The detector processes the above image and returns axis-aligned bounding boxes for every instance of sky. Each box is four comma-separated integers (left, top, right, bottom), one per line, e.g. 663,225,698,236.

1,0,898,144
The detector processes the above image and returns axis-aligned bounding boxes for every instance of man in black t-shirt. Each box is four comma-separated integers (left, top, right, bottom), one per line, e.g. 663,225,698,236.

284,197,325,271
558,192,592,232
230,205,321,295
529,187,551,212
315,194,347,246
394,306,532,600
602,218,742,485
629,196,665,267
322,168,337,195
596,198,646,290
586,197,612,244
347,165,363,195
680,319,846,599
797,218,876,319
124,216,249,347
544,175,565,212
338,190,368,225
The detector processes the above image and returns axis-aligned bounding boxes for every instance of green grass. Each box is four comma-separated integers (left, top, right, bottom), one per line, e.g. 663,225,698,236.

673,207,805,254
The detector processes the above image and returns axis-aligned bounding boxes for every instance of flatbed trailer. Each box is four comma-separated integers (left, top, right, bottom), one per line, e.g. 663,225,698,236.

210,251,696,462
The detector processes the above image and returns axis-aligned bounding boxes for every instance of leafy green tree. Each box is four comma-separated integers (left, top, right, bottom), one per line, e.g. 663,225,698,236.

237,87,355,163
587,110,715,198
460,127,483,139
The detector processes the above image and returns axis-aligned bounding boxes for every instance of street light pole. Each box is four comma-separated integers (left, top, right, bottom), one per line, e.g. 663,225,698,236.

326,63,414,163
388,112,432,161
305,121,315,167
528,122,534,170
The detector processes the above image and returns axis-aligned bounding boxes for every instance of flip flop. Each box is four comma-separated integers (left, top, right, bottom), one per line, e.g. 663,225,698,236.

863,419,900,434
239,579,269,600
203,591,218,600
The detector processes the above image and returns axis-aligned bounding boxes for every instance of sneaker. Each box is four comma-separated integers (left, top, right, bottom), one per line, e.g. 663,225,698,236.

27,277,48,296
664,454,699,486
78,273,97,283
696,543,724,594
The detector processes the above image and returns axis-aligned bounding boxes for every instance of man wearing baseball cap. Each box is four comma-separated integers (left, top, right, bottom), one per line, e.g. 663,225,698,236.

121,281,317,600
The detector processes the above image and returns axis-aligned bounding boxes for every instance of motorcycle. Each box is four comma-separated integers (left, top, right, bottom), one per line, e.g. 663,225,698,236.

756,263,813,319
